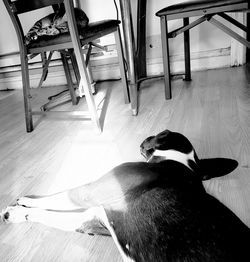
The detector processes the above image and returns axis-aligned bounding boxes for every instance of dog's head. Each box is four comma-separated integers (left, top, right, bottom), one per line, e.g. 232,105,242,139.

140,130,199,171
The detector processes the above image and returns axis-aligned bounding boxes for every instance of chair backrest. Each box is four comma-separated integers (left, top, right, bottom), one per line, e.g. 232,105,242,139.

3,0,64,48
3,0,77,52
4,0,64,14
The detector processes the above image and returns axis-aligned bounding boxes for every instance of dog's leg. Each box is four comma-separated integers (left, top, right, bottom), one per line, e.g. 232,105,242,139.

1,205,90,231
17,191,81,210
17,186,94,211
1,205,134,262
17,174,127,212
1,205,104,232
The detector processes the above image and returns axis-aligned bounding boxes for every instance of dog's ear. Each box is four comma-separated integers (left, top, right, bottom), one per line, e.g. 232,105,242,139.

154,130,195,155
154,130,171,140
199,158,238,180
154,130,177,151
141,130,172,151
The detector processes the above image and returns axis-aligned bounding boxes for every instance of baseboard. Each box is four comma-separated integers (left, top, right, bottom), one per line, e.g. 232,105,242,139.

0,46,231,90
147,47,231,76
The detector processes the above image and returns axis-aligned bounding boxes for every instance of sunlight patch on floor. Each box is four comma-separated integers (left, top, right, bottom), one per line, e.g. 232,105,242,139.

47,137,124,193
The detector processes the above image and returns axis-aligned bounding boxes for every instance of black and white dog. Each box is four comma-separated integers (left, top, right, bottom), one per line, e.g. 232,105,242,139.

1,129,249,262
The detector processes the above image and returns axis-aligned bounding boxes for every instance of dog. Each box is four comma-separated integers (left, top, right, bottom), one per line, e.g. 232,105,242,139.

1,129,249,262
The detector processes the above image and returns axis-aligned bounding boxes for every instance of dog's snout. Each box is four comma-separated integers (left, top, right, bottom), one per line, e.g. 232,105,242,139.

140,145,145,154
3,212,9,221
140,147,146,158
0,211,9,222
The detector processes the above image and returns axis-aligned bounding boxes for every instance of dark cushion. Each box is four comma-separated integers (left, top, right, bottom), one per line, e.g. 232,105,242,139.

156,0,247,16
27,20,120,50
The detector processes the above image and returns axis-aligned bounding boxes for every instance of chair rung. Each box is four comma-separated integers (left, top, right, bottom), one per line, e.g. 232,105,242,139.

32,110,92,119
209,17,250,48
218,12,248,32
168,15,212,38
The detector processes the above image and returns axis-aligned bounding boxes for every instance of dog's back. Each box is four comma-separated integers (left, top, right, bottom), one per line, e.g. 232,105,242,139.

105,160,250,262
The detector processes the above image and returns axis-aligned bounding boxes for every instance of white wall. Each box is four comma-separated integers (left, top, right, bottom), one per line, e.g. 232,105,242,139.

81,0,231,57
0,0,231,55
84,0,231,57
0,1,51,55
0,0,237,89
0,0,19,55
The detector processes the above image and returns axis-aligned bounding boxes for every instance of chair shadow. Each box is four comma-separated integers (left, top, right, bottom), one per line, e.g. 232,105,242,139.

199,158,238,180
97,83,112,131
32,82,113,131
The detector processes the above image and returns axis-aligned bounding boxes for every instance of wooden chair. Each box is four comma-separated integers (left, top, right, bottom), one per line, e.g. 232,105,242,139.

3,0,129,133
156,0,250,99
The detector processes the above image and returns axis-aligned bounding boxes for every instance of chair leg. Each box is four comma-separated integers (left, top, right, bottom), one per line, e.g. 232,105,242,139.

70,50,96,94
69,49,80,85
37,52,51,89
114,27,130,104
64,0,101,132
183,17,191,81
160,15,171,99
83,53,96,94
61,53,78,105
20,52,33,132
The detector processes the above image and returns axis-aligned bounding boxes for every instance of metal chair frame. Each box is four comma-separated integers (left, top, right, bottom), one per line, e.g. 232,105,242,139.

156,0,250,99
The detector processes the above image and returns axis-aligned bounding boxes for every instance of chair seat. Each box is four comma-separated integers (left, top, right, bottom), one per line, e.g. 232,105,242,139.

156,0,246,16
27,20,120,53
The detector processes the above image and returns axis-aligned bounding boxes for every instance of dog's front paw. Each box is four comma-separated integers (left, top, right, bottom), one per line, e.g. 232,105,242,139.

0,205,30,224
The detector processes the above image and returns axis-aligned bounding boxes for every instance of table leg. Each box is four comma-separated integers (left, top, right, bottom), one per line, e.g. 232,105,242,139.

136,0,147,79
247,12,250,63
119,0,138,115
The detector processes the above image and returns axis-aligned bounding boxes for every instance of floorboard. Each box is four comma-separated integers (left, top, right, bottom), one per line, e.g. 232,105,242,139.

0,66,250,261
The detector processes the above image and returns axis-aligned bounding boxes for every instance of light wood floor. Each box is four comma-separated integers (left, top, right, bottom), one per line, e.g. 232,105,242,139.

0,66,250,261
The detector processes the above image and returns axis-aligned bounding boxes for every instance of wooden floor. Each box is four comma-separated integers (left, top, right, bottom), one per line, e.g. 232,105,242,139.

0,66,250,261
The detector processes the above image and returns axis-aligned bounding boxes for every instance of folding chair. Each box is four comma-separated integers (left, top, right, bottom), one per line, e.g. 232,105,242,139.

156,0,249,99
4,0,129,132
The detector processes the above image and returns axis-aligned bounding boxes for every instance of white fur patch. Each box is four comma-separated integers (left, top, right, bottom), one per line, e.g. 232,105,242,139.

98,206,135,262
153,149,196,170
